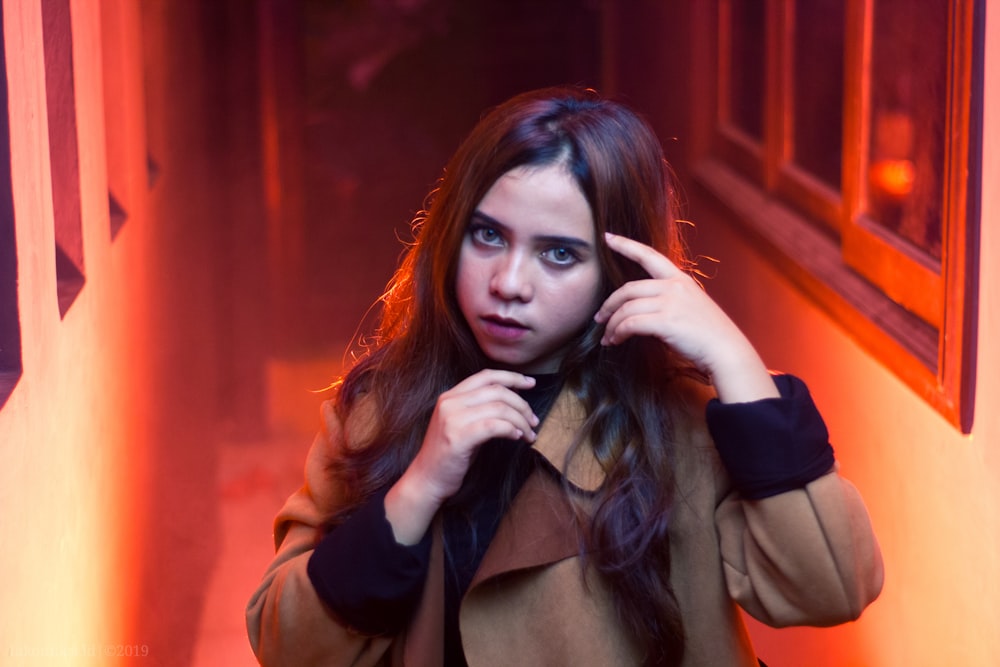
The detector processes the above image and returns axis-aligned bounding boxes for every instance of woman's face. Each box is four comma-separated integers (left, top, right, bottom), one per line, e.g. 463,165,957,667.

455,163,603,374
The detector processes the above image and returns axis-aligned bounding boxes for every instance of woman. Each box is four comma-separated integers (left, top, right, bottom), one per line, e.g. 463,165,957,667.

247,86,883,666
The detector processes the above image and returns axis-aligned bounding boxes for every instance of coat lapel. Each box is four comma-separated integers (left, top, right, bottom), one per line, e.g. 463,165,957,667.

528,387,605,492
471,387,604,587
468,468,581,588
402,388,611,665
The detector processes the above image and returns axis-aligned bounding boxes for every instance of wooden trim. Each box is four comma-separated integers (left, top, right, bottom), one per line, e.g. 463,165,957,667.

841,0,869,232
696,0,979,432
713,0,766,187
715,125,766,185
842,216,943,327
840,0,945,329
774,161,842,234
770,0,842,234
694,160,966,426
939,0,981,433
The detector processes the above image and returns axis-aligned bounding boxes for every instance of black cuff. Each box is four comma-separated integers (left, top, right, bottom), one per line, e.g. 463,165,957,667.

706,374,835,499
307,487,432,635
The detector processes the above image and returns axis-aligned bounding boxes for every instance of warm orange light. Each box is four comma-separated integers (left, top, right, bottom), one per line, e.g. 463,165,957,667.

869,158,916,198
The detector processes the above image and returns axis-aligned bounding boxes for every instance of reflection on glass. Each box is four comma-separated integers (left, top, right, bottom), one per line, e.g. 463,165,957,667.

867,0,947,260
728,0,766,141
792,0,844,189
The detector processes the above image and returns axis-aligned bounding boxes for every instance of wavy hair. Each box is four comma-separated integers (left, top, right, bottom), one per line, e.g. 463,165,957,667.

332,86,694,665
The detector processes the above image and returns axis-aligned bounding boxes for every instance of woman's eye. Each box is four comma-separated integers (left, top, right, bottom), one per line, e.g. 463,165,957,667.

471,225,502,246
543,247,579,266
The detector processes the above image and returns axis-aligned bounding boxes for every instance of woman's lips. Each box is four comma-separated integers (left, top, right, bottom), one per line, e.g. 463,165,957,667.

480,315,529,340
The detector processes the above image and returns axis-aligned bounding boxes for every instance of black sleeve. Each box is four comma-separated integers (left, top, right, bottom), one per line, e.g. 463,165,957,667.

705,374,836,500
306,486,433,635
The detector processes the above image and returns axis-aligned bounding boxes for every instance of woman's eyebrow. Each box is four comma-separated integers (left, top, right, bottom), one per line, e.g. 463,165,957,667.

470,210,507,230
470,210,593,251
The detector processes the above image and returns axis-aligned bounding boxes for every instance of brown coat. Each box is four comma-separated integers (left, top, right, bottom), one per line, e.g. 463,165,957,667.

246,385,883,666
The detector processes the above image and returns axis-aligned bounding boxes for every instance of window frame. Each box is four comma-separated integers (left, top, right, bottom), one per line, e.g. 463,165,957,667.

694,0,982,432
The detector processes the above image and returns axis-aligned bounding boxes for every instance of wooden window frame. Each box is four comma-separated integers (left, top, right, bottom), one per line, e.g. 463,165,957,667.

694,0,982,432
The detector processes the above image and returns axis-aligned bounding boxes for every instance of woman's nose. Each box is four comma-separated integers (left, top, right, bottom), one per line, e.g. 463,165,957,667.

489,253,533,302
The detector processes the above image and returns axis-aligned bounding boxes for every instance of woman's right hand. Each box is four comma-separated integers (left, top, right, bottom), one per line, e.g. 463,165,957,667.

383,369,539,545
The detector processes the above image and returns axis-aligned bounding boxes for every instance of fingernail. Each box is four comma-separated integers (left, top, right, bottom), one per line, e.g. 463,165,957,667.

530,413,540,426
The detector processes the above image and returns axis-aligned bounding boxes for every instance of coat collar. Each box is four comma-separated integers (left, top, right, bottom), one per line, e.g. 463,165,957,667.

469,387,605,588
529,387,605,492
401,387,610,666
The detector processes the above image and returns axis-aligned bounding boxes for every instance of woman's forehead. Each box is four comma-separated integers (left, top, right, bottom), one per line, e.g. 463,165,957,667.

474,164,595,241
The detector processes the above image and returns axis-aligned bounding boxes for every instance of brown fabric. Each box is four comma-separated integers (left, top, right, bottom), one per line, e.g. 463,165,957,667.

246,385,883,667
470,469,583,588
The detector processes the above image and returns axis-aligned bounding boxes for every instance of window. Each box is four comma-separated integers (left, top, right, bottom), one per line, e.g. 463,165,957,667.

0,7,21,407
695,0,982,432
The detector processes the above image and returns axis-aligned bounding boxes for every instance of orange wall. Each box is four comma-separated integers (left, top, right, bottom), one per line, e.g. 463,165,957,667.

614,3,1000,666
0,0,146,662
1,0,996,665
0,1,225,664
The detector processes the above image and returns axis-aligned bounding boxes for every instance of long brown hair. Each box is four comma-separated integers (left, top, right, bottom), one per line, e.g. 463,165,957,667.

333,86,694,665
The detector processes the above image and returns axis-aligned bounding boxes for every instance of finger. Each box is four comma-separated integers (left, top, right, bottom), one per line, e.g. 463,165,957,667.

474,403,540,442
442,400,539,446
455,368,537,393
599,293,666,345
446,382,539,427
601,309,665,347
604,232,683,280
461,392,539,437
594,279,662,323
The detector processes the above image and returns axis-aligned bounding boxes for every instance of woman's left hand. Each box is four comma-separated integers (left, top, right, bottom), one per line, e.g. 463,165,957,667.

594,232,779,403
